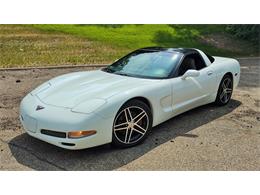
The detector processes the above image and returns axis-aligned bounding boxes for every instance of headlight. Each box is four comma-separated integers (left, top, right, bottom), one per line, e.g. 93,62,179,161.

71,98,107,114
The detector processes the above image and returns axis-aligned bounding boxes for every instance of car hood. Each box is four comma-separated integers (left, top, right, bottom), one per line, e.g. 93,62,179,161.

35,70,151,108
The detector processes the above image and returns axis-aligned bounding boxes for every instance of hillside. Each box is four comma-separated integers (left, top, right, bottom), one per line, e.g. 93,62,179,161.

0,24,259,68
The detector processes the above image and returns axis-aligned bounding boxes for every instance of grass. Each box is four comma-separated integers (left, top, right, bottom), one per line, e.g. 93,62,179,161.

0,24,259,68
0,25,122,68
32,24,229,54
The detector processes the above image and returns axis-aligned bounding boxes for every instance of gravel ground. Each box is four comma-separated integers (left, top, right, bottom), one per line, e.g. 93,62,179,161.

0,58,259,170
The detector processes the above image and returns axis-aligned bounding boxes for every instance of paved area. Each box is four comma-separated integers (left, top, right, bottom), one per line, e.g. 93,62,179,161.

0,59,259,170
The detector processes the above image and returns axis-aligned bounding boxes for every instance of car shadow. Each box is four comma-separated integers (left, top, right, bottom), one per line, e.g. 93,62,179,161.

8,99,241,170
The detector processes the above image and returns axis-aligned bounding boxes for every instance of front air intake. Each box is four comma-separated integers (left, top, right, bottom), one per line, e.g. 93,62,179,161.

61,142,75,146
41,129,66,138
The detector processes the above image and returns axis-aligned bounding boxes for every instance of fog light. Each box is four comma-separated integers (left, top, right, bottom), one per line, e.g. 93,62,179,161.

68,130,96,138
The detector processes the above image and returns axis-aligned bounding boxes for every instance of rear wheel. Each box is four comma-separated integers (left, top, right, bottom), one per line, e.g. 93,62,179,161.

215,74,233,106
112,99,152,148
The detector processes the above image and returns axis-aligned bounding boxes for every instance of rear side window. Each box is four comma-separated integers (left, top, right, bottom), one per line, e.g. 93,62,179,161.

206,53,215,63
177,53,206,76
186,53,206,70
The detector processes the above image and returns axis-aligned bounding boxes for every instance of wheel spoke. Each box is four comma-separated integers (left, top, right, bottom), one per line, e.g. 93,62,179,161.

224,93,228,102
226,79,231,87
134,111,146,124
226,88,232,93
124,128,129,143
124,109,129,122
133,110,145,121
127,108,133,121
114,122,128,128
127,129,133,143
124,108,133,122
132,127,145,135
134,123,147,133
220,91,226,100
114,126,128,131
222,82,227,90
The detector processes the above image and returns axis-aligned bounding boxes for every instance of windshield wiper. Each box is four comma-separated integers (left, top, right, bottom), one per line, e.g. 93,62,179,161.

102,68,131,77
102,67,113,73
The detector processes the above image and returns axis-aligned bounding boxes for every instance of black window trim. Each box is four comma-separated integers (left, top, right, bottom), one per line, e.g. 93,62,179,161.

205,53,215,63
170,51,208,78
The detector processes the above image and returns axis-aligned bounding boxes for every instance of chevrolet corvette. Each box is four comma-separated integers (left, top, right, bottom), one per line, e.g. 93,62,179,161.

20,47,240,149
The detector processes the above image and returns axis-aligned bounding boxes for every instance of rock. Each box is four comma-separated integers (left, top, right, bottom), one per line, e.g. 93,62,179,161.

16,79,21,83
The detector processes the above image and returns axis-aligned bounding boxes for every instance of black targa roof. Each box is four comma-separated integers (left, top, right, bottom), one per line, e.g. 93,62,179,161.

139,47,198,55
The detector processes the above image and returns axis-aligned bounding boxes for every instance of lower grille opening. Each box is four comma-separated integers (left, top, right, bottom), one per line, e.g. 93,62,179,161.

61,142,75,146
41,129,66,138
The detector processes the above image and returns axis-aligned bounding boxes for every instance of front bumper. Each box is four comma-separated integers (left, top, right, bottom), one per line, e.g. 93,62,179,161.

20,93,113,150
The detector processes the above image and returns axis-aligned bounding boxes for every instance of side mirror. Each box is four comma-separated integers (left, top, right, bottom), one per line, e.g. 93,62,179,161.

181,69,200,80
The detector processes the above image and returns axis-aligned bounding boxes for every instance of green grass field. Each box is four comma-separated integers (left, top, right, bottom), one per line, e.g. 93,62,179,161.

0,24,259,68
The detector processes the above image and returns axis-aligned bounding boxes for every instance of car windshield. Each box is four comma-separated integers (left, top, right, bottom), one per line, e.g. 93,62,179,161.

103,50,182,79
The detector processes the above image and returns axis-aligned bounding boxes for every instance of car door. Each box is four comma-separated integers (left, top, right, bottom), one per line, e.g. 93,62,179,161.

171,53,216,115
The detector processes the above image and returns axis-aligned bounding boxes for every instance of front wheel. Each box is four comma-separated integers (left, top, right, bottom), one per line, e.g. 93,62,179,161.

112,99,152,148
215,74,233,106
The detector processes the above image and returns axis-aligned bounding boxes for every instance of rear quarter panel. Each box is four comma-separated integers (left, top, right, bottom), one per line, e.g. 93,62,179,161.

211,56,240,89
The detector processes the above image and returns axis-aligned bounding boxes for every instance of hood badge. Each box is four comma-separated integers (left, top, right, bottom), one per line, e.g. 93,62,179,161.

36,105,45,111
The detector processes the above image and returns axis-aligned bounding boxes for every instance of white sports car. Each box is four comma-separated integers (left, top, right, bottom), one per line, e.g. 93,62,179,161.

20,47,240,150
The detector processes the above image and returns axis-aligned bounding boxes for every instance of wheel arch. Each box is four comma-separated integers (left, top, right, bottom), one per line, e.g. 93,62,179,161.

124,96,153,116
223,72,234,88
224,72,233,81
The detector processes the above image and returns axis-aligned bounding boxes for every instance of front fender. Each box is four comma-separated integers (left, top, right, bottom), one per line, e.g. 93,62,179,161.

94,80,173,127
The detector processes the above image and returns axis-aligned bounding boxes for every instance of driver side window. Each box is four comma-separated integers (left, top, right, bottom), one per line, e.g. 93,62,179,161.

178,53,206,76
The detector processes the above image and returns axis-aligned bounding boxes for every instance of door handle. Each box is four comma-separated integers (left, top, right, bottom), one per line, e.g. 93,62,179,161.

207,71,213,76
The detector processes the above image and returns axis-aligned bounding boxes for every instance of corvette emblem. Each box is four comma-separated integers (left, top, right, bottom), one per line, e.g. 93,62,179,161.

36,105,45,111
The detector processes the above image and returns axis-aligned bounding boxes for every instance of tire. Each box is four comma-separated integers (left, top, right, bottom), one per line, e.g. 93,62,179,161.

215,74,233,106
112,99,153,148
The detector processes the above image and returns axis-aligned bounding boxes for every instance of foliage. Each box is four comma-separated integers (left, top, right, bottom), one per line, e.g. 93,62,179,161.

226,25,260,44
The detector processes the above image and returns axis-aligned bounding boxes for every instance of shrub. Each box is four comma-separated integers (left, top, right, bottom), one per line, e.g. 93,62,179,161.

226,25,260,44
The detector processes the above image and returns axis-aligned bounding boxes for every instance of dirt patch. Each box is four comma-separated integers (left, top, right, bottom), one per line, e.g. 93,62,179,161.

254,99,260,107
199,33,256,54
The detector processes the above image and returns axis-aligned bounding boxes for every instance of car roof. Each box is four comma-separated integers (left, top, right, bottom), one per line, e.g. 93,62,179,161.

139,47,198,55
